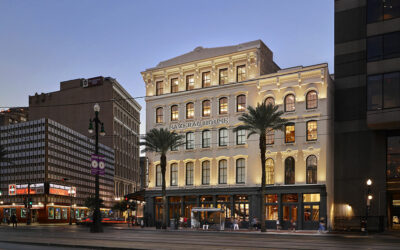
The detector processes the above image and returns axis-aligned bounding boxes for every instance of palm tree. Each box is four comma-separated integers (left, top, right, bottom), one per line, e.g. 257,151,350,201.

234,102,285,232
140,128,184,229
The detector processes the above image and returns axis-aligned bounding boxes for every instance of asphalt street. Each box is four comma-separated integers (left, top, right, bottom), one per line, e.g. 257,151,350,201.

0,225,399,249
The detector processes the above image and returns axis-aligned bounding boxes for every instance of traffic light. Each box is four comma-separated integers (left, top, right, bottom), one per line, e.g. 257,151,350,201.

29,198,33,208
23,197,27,208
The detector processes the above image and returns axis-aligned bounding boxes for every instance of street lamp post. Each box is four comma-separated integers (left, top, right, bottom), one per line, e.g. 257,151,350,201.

365,179,373,234
88,103,105,233
68,188,76,225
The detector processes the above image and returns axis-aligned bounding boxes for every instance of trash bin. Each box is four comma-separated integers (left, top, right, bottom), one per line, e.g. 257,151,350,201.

170,219,176,229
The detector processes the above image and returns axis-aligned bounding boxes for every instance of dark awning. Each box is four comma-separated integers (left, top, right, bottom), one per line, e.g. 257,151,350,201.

124,189,145,201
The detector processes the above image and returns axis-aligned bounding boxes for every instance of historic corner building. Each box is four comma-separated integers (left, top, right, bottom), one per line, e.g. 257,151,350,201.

334,0,400,231
0,118,114,223
28,76,141,199
141,40,334,230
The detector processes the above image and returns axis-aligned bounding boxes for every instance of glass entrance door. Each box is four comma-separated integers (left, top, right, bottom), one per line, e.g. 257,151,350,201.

282,205,298,230
303,205,319,229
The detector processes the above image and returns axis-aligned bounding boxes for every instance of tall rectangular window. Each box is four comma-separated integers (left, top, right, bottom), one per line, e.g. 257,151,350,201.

219,128,228,146
236,158,245,184
186,162,194,185
219,97,228,114
202,161,210,185
156,108,163,123
171,78,179,93
186,75,195,90
367,74,383,110
266,129,274,145
186,132,194,149
186,103,194,119
156,164,162,187
202,71,211,88
202,130,211,148
285,124,295,143
170,163,178,186
237,65,246,82
219,68,228,85
236,95,246,112
384,32,400,60
236,129,246,145
384,72,400,109
202,100,211,117
156,81,163,96
171,105,179,121
306,121,318,141
219,160,227,184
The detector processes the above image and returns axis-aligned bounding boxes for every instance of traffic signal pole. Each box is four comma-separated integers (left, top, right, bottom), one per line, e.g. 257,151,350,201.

27,182,31,225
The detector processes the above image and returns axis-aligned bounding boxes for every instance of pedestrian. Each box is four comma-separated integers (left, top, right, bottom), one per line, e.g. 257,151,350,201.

276,219,280,230
318,217,326,233
291,219,296,232
11,213,17,228
233,218,239,230
251,217,257,230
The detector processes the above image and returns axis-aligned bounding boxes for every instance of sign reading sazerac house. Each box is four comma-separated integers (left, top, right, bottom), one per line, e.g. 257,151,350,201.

49,184,76,197
170,118,229,130
8,183,45,196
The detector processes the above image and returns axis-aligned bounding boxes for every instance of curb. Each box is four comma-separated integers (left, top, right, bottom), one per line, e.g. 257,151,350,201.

0,240,145,250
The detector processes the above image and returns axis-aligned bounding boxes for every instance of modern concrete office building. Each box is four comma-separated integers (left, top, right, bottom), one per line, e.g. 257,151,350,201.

29,76,141,199
142,40,334,229
334,0,400,230
0,118,114,223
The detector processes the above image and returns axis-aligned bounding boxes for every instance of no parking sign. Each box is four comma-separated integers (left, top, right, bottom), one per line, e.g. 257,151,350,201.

91,154,105,176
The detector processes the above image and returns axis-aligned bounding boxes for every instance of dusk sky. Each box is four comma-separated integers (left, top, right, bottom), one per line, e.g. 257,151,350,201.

0,0,333,134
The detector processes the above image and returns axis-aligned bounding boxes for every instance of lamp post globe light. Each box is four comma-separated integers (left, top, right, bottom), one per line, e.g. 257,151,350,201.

88,103,105,233
364,178,373,234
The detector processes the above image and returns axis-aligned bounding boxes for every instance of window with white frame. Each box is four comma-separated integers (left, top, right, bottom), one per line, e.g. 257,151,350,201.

202,161,210,185
236,158,245,184
186,132,194,149
202,130,211,148
219,128,228,146
236,129,246,145
186,162,193,185
219,159,227,184
156,164,162,187
170,163,178,186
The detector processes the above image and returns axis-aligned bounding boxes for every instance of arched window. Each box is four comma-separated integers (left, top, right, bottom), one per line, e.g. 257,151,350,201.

219,160,227,184
171,105,178,121
202,100,211,117
186,162,193,185
202,130,211,148
219,97,228,114
284,94,295,112
170,163,178,186
219,128,228,146
266,158,274,185
306,155,317,184
285,157,295,185
156,107,163,123
265,97,275,106
306,90,318,109
156,164,162,187
202,161,210,185
236,158,245,184
186,102,194,119
236,94,246,112
186,132,194,149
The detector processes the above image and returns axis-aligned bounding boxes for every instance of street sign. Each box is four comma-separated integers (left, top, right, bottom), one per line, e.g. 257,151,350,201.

91,154,105,175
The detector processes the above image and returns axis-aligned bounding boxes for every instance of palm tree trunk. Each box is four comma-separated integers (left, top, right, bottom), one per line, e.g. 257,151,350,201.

260,133,267,232
161,153,167,229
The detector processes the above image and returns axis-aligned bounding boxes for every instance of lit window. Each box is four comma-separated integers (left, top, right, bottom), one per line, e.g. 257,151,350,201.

237,65,246,82
284,94,295,112
156,164,162,187
266,158,274,185
285,123,295,143
171,105,179,121
186,162,193,185
186,102,194,119
202,100,211,117
219,68,228,85
186,75,195,90
156,107,163,123
284,157,295,185
306,121,317,141
219,97,228,114
219,160,227,184
202,161,210,185
306,155,317,184
265,97,275,106
170,163,178,186
266,129,274,145
306,91,318,109
156,81,163,96
219,128,228,146
236,158,245,184
186,132,194,149
236,95,246,112
171,78,179,93
236,129,246,145
202,130,211,148
202,72,211,88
